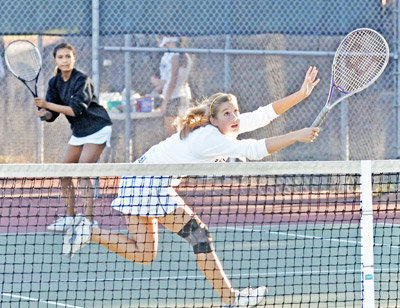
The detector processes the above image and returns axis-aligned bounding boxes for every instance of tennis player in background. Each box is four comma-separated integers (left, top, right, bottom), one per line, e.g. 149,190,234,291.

34,43,113,232
63,67,319,307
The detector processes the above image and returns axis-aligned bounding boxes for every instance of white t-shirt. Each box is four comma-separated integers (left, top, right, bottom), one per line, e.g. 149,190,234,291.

112,103,279,216
159,52,192,100
137,103,279,164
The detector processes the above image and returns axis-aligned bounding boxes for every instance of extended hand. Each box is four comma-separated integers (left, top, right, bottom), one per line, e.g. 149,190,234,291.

300,66,320,97
295,127,320,143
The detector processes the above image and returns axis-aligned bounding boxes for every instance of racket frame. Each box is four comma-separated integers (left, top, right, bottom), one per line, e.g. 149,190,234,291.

4,40,46,120
312,28,389,127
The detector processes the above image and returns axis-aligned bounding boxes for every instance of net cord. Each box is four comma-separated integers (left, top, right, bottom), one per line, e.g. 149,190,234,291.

1,160,400,178
360,160,375,307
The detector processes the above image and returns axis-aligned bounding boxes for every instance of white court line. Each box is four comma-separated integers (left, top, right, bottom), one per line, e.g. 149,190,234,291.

226,225,400,249
3,224,400,250
2,223,400,250
0,293,82,308
5,266,398,285
376,222,400,227
0,269,364,285
227,225,361,245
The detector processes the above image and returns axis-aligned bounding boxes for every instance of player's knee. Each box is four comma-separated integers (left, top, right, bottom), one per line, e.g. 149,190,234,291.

177,216,214,254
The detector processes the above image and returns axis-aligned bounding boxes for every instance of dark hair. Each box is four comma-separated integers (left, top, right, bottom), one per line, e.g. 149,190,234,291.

53,43,76,75
53,43,76,58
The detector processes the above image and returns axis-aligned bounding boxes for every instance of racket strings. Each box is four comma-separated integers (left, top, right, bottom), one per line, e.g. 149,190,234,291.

333,30,388,93
5,41,41,81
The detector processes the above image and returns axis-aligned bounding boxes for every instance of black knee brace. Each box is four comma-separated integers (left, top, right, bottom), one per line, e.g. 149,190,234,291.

177,216,214,254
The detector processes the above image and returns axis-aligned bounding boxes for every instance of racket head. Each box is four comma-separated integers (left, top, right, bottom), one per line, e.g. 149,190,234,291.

4,40,42,82
332,28,389,94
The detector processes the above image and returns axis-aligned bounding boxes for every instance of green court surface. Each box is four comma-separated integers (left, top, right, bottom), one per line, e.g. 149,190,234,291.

1,223,399,307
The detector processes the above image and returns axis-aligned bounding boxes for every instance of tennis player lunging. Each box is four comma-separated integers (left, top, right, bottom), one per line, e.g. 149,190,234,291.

34,43,113,232
63,67,320,307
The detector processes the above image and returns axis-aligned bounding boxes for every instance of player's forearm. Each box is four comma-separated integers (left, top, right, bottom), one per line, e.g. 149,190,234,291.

271,90,306,115
44,102,75,116
265,131,298,154
265,127,318,153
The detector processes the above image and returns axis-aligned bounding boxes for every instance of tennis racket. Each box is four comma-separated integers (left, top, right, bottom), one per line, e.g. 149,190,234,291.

4,40,46,121
312,28,389,127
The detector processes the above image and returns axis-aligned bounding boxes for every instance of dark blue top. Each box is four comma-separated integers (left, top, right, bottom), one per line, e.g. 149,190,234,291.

45,68,112,137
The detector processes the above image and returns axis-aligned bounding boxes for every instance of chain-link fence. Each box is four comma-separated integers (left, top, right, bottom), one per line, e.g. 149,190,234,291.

0,0,397,163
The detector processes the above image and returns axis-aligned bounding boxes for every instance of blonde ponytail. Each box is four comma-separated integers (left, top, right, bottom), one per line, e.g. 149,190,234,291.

175,104,210,139
174,93,237,139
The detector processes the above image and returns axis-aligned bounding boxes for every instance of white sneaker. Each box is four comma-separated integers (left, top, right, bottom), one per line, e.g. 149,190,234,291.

91,220,99,229
62,214,92,258
228,286,268,307
47,215,75,232
48,215,98,232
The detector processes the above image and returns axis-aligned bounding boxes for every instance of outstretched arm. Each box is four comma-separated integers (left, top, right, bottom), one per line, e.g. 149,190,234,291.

265,127,319,154
272,66,320,115
194,125,319,161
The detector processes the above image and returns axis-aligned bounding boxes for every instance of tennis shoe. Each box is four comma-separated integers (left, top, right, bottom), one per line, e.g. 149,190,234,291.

62,216,79,256
227,286,268,307
47,215,75,232
62,214,92,258
48,215,98,232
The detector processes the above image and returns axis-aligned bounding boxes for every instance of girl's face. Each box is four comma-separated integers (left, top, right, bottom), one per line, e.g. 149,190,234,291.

54,48,75,73
210,101,240,135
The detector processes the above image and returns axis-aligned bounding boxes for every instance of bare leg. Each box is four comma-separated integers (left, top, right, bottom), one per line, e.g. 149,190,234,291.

61,145,83,216
78,143,106,221
157,205,236,305
91,214,159,264
60,177,75,217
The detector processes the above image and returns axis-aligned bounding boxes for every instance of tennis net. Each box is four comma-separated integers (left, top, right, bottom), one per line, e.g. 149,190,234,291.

0,160,399,307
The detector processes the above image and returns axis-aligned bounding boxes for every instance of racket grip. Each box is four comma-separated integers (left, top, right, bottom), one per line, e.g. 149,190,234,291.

311,106,331,127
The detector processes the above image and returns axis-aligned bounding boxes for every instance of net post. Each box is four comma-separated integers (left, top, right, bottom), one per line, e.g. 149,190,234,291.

360,160,375,308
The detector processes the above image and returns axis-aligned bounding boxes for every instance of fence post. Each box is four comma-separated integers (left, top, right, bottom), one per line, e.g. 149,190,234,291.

340,99,349,160
92,0,100,99
36,35,44,163
396,0,400,157
124,34,132,162
224,35,231,93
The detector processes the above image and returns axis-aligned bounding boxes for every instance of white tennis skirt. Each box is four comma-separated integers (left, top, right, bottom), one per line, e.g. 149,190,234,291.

69,125,112,147
111,176,184,217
